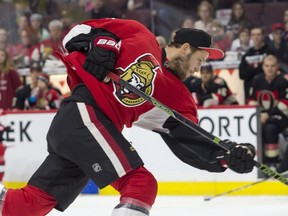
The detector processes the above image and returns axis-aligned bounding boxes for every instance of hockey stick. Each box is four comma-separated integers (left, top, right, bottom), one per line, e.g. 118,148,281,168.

203,170,288,201
108,72,288,186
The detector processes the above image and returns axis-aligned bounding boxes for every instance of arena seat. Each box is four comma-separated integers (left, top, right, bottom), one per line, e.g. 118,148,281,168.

123,9,152,30
263,2,288,29
105,0,127,18
243,3,264,26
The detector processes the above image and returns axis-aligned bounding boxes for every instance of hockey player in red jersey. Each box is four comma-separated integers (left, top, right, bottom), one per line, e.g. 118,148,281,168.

0,110,9,182
247,54,288,168
184,62,238,107
0,18,256,216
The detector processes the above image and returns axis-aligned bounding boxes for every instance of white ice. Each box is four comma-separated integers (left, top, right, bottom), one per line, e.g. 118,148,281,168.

48,195,288,216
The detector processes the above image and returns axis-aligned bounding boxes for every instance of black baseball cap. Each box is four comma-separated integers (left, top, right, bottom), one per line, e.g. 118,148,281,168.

173,28,224,60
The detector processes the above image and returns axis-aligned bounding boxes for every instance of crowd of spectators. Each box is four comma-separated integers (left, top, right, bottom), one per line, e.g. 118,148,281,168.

0,0,287,171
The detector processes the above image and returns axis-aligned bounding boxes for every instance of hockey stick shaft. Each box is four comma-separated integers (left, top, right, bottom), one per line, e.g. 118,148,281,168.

205,170,288,201
108,72,288,186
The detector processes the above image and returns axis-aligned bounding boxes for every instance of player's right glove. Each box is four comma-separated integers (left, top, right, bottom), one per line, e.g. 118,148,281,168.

217,140,256,174
83,32,121,81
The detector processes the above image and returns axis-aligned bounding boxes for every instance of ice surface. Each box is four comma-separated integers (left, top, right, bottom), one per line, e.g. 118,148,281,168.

48,195,288,216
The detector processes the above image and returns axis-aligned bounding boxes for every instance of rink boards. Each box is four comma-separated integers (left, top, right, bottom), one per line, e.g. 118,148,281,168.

2,106,287,195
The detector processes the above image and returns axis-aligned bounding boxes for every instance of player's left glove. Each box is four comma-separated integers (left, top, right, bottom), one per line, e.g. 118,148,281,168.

83,32,121,81
217,140,256,174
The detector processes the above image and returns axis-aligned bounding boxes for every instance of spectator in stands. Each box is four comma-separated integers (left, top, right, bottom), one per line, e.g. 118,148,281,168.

0,49,22,110
156,35,167,48
184,63,238,107
127,0,150,11
90,0,117,19
41,19,64,60
194,1,215,32
266,23,288,73
226,1,253,40
11,29,41,68
0,28,17,58
35,73,62,110
124,0,155,31
208,21,232,52
45,0,62,21
167,17,194,43
230,27,253,56
285,21,288,37
239,26,274,102
14,61,43,110
5,1,32,44
79,0,96,13
283,9,288,24
181,16,195,28
14,1,31,18
78,0,89,8
266,23,285,45
60,10,77,37
247,55,288,168
30,13,50,42
8,14,30,45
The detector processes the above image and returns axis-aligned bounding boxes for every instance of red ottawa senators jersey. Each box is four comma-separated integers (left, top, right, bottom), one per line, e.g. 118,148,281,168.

247,73,288,117
57,18,198,132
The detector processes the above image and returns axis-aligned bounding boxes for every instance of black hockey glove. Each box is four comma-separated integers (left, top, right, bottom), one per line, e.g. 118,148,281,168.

83,32,121,81
217,140,256,174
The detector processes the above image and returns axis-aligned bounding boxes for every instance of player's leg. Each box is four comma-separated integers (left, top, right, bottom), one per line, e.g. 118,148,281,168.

263,116,288,167
27,84,145,214
262,123,279,165
58,85,151,215
50,85,144,189
0,142,5,181
0,152,89,216
277,144,288,173
0,94,92,215
1,83,146,215
272,116,288,173
1,183,57,216
110,166,157,216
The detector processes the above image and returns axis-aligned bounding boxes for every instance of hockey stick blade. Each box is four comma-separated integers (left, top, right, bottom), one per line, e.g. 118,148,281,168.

108,72,288,186
204,170,288,201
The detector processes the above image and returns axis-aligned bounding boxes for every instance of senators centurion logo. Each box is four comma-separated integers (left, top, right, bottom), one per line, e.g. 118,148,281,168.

256,90,277,111
113,54,160,107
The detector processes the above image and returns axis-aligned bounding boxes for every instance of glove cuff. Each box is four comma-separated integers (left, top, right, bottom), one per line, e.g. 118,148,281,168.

93,36,121,55
214,150,228,168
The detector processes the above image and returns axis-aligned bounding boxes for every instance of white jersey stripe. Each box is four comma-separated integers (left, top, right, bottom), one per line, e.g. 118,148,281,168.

0,165,5,173
76,102,126,177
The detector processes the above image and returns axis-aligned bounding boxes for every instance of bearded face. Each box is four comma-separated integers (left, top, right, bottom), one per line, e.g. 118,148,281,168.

169,54,192,81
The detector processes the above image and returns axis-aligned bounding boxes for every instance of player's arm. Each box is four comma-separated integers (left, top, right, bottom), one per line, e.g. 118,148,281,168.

63,24,121,81
156,117,255,174
186,79,219,107
217,78,238,105
239,54,256,81
184,77,214,107
197,84,220,107
199,93,219,107
247,77,258,105
268,76,288,118
183,76,200,93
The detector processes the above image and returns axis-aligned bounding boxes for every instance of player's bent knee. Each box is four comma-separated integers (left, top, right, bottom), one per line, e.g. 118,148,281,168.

111,166,158,207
